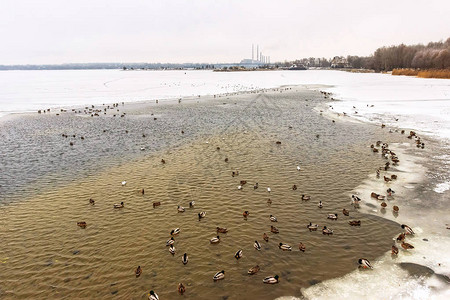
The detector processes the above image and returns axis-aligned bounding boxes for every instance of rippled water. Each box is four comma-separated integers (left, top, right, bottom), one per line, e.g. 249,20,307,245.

0,88,404,299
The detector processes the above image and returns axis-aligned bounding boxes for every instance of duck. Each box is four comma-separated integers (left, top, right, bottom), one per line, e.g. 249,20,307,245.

351,195,361,205
121,181,127,186
238,185,243,190
393,205,399,212
307,222,318,231
171,228,180,235
318,201,323,208
254,240,261,250
279,243,292,251
140,188,145,195
254,182,259,189
114,202,124,209
77,221,87,228
135,265,142,277
248,265,260,275
396,233,406,242
358,258,373,269
322,226,333,235
342,209,349,216
177,283,186,295
387,188,395,196
148,290,159,300
213,270,225,281
297,166,301,171
166,237,175,246
392,244,399,255
267,187,271,193
161,159,166,164
216,227,228,233
263,233,269,242
177,205,185,213
381,202,387,208
271,225,279,234
89,198,95,205
182,253,188,264
235,249,243,259
349,220,361,226
210,236,220,244
292,184,297,190
327,213,338,220
269,215,278,222
169,244,176,255
302,195,311,201
401,224,415,235
189,201,195,208
243,211,250,218
298,242,306,252
267,198,272,204
263,275,279,284
401,242,414,250
198,211,206,219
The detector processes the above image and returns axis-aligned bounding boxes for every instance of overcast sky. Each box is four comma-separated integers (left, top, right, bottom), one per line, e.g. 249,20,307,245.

1,0,449,64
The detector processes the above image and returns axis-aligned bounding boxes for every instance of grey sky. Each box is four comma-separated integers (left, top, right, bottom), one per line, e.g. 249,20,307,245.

1,0,449,64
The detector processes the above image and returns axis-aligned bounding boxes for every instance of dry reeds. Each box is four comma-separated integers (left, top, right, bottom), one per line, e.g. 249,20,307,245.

392,68,450,79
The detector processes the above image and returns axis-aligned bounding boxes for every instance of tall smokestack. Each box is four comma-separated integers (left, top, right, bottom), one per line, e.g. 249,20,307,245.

252,44,254,61
257,45,259,61
260,52,262,63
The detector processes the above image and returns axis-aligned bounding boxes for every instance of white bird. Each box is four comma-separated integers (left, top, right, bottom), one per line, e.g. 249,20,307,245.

121,181,127,186
267,187,271,193
297,166,301,171
140,147,145,151
238,185,242,190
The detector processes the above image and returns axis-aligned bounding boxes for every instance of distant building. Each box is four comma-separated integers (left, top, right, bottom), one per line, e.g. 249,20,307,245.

331,56,350,68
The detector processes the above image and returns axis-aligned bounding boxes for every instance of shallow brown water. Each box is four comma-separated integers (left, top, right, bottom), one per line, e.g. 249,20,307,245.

0,88,402,299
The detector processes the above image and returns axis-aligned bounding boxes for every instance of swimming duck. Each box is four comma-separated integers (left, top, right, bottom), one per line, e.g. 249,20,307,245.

297,166,301,171
210,236,220,244
358,258,373,269
351,195,361,205
169,245,176,255
270,226,279,234
401,224,415,235
216,227,228,233
77,221,87,228
89,198,95,205
387,188,395,196
235,249,243,259
177,283,186,294
392,244,399,255
243,211,250,218
253,182,259,189
349,220,361,226
279,243,292,251
140,188,145,194
401,242,414,250
327,213,338,220
166,237,175,246
135,266,142,277
121,181,127,186
381,202,387,208
248,265,260,275
342,209,349,216
189,201,195,208
267,198,272,204
307,222,318,231
254,240,261,251
298,242,306,252
269,215,278,222
263,233,269,242
177,205,185,213
182,253,188,264
302,195,311,201
198,211,206,219
114,202,124,209
318,201,323,208
322,226,333,235
161,159,165,164
292,184,297,190
396,233,405,242
213,270,225,281
263,275,279,284
267,187,271,193
171,228,180,235
148,290,159,300
393,206,399,212
238,185,242,190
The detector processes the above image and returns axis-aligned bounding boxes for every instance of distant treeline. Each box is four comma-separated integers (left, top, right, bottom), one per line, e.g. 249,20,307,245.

347,37,450,71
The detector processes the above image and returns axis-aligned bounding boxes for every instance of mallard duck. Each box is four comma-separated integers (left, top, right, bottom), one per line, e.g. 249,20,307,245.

210,236,220,244
279,242,292,251
114,202,124,209
166,237,175,246
213,270,225,281
327,213,338,220
177,205,185,213
307,222,318,231
358,258,373,269
351,195,361,205
267,198,272,204
392,244,399,255
243,211,250,218
396,233,405,242
169,245,176,255
269,215,278,222
263,275,279,284
387,188,395,196
271,226,279,234
148,290,159,300
322,226,333,235
384,176,392,183
349,220,361,226
302,195,311,201
216,227,228,233
135,266,142,277
393,205,399,212
177,283,186,294
298,242,306,252
292,184,297,190
235,249,243,259
198,211,206,219
401,224,415,235
318,201,323,208
153,201,161,208
89,198,95,205
189,201,195,208
401,242,414,250
254,240,261,250
161,159,166,164
77,221,87,228
254,182,259,189
171,228,180,235
263,233,269,242
182,253,188,264
248,265,260,275
342,209,349,216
